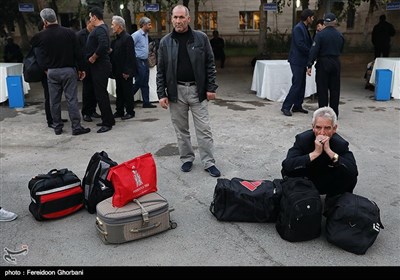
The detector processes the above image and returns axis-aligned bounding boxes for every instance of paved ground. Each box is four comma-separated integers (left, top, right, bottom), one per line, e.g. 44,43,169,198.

0,65,399,270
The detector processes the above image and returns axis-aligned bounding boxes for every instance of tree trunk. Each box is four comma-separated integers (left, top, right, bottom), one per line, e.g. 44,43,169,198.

156,0,162,37
122,8,132,33
17,14,30,50
194,0,199,30
363,0,377,45
258,0,268,55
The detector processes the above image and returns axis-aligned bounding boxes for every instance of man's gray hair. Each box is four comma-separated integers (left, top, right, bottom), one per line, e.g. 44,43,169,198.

112,15,125,29
312,106,337,127
139,17,151,27
172,5,190,16
40,8,57,24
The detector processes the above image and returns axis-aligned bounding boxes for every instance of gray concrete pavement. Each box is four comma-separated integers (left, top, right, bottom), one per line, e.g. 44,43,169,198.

0,65,399,268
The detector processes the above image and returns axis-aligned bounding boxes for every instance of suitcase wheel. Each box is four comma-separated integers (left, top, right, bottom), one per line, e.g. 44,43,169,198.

170,221,177,229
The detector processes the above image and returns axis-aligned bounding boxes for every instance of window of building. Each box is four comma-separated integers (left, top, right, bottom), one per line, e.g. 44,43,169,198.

197,12,217,31
239,11,260,30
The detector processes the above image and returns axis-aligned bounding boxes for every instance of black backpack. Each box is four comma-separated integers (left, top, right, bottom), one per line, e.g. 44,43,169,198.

325,192,384,255
210,177,282,222
276,177,322,242
82,151,118,213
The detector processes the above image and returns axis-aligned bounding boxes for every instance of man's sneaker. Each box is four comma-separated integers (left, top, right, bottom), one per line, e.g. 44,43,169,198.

181,162,193,172
205,165,221,177
0,208,18,222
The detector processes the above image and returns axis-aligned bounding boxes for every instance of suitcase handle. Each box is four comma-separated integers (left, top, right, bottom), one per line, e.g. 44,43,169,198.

133,198,149,224
130,222,160,233
95,217,108,237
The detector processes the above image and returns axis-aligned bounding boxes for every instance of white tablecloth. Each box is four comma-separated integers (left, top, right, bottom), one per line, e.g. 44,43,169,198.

0,63,30,103
251,60,316,102
107,65,159,102
369,57,400,99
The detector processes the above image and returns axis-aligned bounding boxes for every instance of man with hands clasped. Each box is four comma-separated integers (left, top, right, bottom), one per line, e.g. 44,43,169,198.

281,107,358,199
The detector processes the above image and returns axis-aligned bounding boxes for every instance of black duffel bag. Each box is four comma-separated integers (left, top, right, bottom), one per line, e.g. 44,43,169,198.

210,177,282,222
325,192,384,255
28,168,84,221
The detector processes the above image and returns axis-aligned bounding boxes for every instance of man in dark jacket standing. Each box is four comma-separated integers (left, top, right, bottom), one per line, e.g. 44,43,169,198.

76,17,100,122
281,9,314,117
110,15,137,120
307,13,344,118
86,6,115,133
157,5,221,177
31,8,90,136
372,15,396,58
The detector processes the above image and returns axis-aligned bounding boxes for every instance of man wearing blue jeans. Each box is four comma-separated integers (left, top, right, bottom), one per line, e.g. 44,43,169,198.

131,17,156,109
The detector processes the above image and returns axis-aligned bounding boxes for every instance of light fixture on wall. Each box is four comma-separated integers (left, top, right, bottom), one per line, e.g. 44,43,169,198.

120,4,124,10
296,0,301,8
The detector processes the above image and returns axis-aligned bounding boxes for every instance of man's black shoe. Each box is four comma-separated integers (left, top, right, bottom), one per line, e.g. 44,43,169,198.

113,112,124,118
143,104,157,108
121,113,135,120
90,112,101,118
281,108,292,116
83,115,92,122
292,107,308,114
181,162,193,172
72,127,91,136
205,165,221,177
54,128,63,135
97,126,112,133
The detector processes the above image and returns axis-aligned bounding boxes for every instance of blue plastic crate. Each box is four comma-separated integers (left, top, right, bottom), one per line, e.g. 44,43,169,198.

6,75,25,108
375,69,392,101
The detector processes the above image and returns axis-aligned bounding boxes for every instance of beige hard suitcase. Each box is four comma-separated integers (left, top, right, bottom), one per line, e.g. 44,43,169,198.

95,192,177,244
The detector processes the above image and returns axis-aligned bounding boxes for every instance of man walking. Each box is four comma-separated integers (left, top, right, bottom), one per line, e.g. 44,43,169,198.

307,13,344,118
31,8,90,136
157,5,221,177
131,17,157,109
281,9,314,117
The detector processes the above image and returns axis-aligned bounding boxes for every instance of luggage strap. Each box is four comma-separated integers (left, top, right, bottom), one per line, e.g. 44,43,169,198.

133,199,149,225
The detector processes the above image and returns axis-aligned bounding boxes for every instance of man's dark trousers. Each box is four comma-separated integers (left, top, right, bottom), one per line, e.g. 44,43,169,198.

81,70,97,117
90,60,115,127
282,64,306,111
132,59,150,105
115,75,135,116
316,57,341,117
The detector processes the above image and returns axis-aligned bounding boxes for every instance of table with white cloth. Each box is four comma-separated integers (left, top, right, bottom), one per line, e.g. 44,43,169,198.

251,60,316,102
369,57,400,99
107,65,159,102
0,63,30,103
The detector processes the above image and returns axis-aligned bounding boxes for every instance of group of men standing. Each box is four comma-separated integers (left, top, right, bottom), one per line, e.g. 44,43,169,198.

281,9,344,118
30,6,157,135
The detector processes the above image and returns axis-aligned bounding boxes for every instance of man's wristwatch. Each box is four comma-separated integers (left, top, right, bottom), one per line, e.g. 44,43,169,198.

332,153,339,163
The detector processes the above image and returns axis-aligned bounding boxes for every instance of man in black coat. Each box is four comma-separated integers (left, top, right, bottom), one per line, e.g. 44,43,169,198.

31,8,90,136
77,17,100,122
372,14,396,58
110,15,137,120
281,106,358,198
